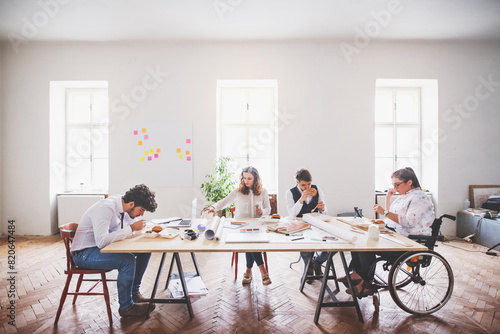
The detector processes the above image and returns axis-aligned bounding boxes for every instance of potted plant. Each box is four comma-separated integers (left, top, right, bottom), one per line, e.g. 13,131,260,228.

201,156,237,216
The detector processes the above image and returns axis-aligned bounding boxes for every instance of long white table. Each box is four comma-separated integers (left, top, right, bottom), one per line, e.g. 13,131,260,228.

102,216,426,322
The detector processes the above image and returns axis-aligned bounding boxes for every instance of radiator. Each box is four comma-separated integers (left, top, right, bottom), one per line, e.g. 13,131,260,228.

57,194,105,226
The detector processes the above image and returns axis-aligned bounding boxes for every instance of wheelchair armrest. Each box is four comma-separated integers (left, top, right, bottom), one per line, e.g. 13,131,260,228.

408,234,444,243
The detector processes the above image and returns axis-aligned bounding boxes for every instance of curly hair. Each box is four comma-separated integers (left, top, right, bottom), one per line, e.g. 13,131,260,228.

238,166,263,196
392,167,421,189
122,184,157,212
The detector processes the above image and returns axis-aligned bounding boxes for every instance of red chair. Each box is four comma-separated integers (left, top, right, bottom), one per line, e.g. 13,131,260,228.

229,207,269,280
54,223,116,325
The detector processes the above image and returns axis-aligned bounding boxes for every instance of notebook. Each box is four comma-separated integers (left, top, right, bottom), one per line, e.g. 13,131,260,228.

225,230,270,243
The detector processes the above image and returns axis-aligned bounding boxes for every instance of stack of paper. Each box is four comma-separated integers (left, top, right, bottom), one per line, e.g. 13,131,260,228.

168,274,208,298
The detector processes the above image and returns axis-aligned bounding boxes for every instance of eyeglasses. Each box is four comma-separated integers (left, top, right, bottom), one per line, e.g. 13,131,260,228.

393,181,406,188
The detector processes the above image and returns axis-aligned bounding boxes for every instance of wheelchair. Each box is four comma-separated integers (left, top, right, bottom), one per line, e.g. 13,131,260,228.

368,214,456,315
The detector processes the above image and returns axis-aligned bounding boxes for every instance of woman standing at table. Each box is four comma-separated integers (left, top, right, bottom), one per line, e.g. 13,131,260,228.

340,167,435,298
205,166,272,286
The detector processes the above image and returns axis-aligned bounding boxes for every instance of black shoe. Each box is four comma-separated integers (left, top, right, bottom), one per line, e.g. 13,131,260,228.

313,261,323,276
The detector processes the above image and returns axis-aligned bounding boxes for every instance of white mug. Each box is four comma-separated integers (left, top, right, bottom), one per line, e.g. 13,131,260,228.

368,224,379,240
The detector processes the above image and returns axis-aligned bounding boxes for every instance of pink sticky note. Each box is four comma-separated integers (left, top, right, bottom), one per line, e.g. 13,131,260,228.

148,156,152,161
186,139,191,144
154,154,159,158
133,130,138,135
144,135,149,140
187,156,191,161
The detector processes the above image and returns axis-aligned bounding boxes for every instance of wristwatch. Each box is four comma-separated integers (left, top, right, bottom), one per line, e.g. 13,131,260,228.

384,209,389,216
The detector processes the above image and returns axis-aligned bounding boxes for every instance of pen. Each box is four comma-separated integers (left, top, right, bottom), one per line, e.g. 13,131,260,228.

310,237,326,242
292,237,304,241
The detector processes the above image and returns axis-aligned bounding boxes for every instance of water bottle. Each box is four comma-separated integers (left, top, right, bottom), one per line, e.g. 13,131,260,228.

463,199,470,210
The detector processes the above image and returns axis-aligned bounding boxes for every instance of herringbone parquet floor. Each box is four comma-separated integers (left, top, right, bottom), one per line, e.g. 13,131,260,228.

1,235,499,334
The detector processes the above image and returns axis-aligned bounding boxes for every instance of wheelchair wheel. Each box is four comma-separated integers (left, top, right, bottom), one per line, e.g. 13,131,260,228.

373,257,412,289
388,250,454,315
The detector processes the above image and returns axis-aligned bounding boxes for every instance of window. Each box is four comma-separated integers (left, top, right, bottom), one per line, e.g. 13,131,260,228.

217,80,278,193
65,88,109,192
375,87,421,191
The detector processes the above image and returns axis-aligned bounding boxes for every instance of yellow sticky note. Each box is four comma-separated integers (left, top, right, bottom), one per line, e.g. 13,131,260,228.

140,157,145,161
179,154,183,159
156,148,161,153
145,151,149,155
185,150,190,155
176,148,181,153
138,141,142,146
150,149,154,153
142,128,147,133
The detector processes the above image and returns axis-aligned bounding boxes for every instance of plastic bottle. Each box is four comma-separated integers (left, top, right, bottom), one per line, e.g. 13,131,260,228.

464,199,470,210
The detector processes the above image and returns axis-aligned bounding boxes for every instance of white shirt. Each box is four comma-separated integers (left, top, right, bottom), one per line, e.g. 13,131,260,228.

213,188,271,219
70,196,135,252
285,185,328,218
384,188,435,236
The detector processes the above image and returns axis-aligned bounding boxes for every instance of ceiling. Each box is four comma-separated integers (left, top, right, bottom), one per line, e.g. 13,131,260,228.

1,0,500,42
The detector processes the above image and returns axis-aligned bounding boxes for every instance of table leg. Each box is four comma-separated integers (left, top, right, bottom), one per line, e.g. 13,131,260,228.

190,252,200,276
146,252,167,319
299,255,312,292
313,252,364,324
174,252,194,318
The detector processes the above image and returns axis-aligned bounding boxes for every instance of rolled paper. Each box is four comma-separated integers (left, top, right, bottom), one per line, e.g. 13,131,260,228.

204,216,220,240
214,217,225,242
303,214,358,242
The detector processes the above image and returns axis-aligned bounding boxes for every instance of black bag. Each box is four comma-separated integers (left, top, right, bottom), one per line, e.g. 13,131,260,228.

482,197,500,211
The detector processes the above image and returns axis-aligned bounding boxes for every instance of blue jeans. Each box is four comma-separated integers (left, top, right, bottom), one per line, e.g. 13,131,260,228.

246,252,264,268
72,247,151,311
300,251,329,268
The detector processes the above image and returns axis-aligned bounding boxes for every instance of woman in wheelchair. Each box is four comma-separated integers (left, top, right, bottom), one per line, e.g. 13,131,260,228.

340,167,435,298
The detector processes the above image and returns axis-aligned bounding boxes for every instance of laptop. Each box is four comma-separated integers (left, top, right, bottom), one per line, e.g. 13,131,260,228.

150,198,198,228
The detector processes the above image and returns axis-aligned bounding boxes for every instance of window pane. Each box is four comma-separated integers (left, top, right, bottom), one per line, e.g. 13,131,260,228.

221,127,247,158
67,159,91,191
67,90,91,124
67,128,91,158
248,127,274,158
375,127,393,157
93,89,109,123
375,157,394,191
375,90,393,123
396,90,419,123
248,88,274,124
396,127,419,158
93,158,108,191
221,88,247,124
92,128,108,158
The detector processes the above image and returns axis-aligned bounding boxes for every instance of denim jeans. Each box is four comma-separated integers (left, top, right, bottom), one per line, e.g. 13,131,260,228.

246,252,264,268
72,246,151,311
300,251,329,268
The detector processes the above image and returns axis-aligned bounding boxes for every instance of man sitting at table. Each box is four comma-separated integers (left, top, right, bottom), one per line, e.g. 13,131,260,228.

71,184,158,317
286,168,330,284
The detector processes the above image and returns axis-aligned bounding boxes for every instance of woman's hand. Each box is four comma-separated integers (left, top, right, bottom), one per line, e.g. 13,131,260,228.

373,204,385,216
204,206,216,214
387,187,397,199
255,207,263,215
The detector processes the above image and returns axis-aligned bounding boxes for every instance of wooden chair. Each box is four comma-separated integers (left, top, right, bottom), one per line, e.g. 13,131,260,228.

54,223,116,325
229,193,276,280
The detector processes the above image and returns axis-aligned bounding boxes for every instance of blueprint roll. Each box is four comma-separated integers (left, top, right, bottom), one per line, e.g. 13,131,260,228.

303,214,357,243
214,217,225,242
205,216,220,240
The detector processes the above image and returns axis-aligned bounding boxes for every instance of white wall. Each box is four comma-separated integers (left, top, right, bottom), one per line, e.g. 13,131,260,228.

1,40,499,236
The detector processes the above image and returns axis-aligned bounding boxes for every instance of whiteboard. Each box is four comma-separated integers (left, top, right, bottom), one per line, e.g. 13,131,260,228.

131,120,193,187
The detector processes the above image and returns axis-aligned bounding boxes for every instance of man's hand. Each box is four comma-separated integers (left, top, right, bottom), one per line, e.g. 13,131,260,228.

317,201,325,211
130,219,146,231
